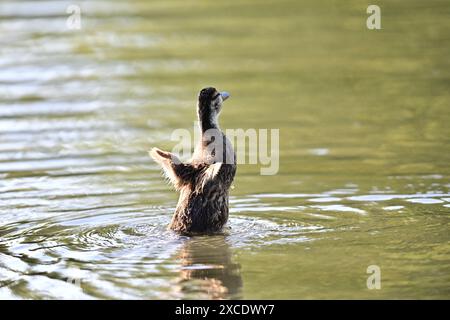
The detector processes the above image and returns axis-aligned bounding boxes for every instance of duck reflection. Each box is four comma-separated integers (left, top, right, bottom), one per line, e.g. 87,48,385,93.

174,235,242,299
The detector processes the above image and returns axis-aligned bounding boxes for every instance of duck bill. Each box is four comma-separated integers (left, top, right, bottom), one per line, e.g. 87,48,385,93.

220,91,230,101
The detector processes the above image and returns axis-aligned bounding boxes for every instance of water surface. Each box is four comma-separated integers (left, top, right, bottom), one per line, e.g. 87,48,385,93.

0,0,449,299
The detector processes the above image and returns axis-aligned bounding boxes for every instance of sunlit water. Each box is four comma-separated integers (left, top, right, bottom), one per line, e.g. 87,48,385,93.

0,0,449,299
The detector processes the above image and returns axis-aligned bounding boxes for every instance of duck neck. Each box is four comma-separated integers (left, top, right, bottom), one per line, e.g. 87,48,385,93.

199,113,220,133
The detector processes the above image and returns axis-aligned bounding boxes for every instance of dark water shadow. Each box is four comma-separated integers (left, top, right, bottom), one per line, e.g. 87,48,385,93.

172,235,242,299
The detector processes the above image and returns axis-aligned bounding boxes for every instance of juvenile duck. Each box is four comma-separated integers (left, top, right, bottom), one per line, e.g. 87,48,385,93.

150,87,236,234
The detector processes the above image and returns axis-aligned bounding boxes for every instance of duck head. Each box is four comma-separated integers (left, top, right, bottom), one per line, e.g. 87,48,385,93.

197,87,230,132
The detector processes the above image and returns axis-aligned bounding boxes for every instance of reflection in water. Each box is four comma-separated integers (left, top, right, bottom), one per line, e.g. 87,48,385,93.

0,0,449,299
173,236,242,299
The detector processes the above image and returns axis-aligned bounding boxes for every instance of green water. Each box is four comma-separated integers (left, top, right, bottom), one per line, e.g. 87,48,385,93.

0,0,449,299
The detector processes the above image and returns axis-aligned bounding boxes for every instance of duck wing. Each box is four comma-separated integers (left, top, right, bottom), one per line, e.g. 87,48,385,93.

150,148,199,190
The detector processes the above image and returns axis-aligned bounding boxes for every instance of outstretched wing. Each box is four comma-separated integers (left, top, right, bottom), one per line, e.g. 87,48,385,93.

149,148,197,190
150,148,227,193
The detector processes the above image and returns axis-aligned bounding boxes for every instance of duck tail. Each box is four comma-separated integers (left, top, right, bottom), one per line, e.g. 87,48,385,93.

149,148,194,190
